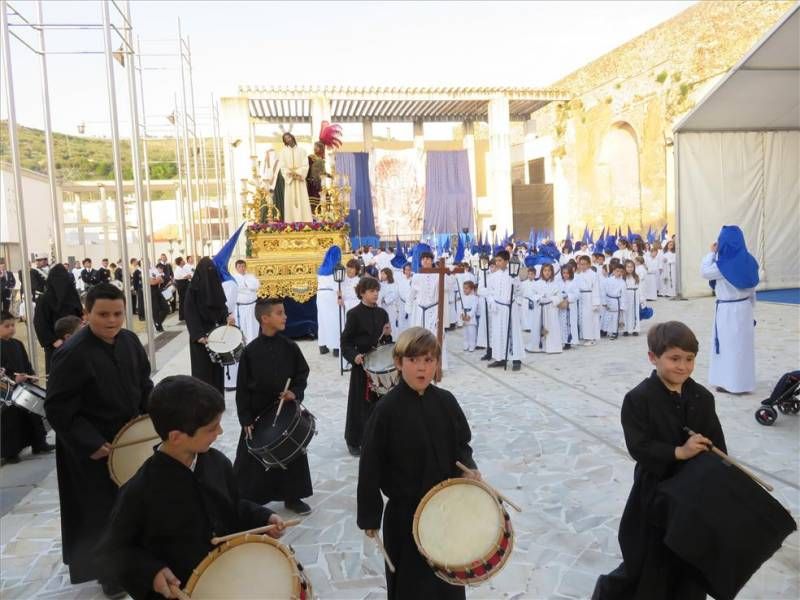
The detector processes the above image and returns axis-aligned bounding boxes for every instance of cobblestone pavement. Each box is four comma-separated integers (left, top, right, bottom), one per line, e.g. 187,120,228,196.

1,296,798,599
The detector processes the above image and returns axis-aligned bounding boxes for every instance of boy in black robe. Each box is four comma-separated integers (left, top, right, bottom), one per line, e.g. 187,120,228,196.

341,276,392,456
0,311,52,465
593,321,727,600
184,257,234,393
234,297,313,515
358,326,480,600
45,283,153,595
99,375,286,600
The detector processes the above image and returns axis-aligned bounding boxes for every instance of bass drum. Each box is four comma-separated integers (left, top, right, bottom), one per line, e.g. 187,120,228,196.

206,325,246,366
184,535,312,599
363,343,399,396
108,415,160,486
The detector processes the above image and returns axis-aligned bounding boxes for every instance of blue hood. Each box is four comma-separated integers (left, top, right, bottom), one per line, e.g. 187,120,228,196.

318,245,342,275
717,225,759,289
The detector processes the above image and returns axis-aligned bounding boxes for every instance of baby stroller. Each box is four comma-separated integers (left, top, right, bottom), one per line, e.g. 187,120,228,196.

755,370,800,426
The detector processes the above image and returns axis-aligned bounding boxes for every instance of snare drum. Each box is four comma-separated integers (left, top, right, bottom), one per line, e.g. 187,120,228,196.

184,534,312,599
206,325,246,366
247,402,316,471
108,415,160,486
8,381,51,431
363,343,399,396
413,478,514,586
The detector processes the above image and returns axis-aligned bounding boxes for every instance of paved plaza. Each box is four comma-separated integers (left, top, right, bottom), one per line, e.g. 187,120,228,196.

1,296,798,599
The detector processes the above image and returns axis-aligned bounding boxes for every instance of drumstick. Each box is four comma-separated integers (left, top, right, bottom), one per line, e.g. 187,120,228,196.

272,378,292,426
210,518,301,545
371,532,396,573
456,461,523,513
683,427,774,492
110,435,161,450
168,585,191,600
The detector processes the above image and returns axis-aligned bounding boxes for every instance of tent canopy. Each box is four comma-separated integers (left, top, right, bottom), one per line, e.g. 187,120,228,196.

674,5,800,297
675,5,800,132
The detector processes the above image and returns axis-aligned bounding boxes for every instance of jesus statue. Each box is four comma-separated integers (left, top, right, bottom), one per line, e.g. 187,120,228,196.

278,132,313,222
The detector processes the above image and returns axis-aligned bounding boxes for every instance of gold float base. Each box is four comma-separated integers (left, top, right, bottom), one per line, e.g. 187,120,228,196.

247,229,350,303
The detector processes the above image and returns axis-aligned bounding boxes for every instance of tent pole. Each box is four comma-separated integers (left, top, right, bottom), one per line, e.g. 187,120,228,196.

673,131,683,299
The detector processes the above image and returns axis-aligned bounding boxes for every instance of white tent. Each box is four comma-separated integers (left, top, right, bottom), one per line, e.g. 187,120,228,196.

673,4,800,297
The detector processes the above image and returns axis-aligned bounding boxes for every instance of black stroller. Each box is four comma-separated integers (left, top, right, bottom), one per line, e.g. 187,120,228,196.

755,370,800,425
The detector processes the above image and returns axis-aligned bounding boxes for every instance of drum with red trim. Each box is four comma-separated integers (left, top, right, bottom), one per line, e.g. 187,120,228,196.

413,478,514,585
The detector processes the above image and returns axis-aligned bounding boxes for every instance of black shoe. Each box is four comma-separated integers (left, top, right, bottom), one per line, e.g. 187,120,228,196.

609,335,618,340
488,360,506,368
512,361,521,372
284,499,312,516
563,343,571,350
319,345,329,355
101,582,126,599
333,349,340,357
0,456,21,466
600,331,607,338
623,332,629,337
347,445,360,456
632,332,639,336
155,325,164,332
32,443,55,454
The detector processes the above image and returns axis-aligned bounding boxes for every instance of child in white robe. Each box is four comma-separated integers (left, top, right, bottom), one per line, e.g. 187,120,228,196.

559,265,580,349
341,259,361,314
395,264,413,337
519,267,537,332
622,260,642,336
461,281,478,351
379,268,400,333
575,255,601,345
525,263,562,354
602,263,626,340
643,249,661,301
660,240,677,297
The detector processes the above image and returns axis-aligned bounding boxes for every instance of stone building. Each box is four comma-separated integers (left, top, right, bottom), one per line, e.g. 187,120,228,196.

518,0,796,238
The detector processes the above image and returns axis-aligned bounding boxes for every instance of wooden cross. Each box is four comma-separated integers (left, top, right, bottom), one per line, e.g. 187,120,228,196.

418,257,465,381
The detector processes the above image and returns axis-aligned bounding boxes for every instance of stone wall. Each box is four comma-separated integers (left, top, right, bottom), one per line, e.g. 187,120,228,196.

526,0,795,237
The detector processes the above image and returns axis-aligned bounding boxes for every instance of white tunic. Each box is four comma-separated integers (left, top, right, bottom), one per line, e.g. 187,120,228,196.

279,144,312,222
602,276,626,335
379,281,400,331
526,279,562,354
643,254,660,301
232,272,260,343
575,269,601,341
409,272,448,369
476,270,495,350
660,251,677,297
701,253,756,393
559,278,580,345
342,275,360,313
221,279,240,388
486,269,524,362
395,275,412,336
622,275,641,334
519,278,537,332
316,274,340,351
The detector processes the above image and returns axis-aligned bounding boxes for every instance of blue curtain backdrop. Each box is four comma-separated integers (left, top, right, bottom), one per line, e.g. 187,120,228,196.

422,150,474,236
335,152,379,248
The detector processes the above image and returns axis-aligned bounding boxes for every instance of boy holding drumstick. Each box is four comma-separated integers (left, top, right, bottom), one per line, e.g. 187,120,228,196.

357,327,481,599
593,321,726,599
100,375,285,600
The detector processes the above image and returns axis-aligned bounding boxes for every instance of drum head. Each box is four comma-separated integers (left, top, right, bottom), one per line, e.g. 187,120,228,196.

11,383,47,417
364,343,396,374
207,325,244,353
415,479,504,567
186,536,300,599
250,402,300,448
108,415,159,487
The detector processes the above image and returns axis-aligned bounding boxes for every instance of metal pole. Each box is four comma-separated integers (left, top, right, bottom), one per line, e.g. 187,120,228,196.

186,35,203,253
199,135,210,248
36,0,62,261
101,0,134,326
1,0,38,373
136,35,156,263
173,99,187,254
211,97,225,243
124,0,156,366
177,20,197,257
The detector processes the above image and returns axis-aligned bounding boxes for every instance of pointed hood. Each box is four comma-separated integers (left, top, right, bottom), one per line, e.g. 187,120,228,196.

318,245,342,275
716,225,759,289
212,223,245,283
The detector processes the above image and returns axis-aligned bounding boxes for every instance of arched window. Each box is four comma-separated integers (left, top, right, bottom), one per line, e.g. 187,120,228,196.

596,122,641,226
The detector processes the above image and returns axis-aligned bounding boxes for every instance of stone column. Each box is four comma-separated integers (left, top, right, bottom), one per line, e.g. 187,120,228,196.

462,121,477,226
362,120,374,154
488,96,513,234
310,96,331,143
413,120,425,154
219,96,251,248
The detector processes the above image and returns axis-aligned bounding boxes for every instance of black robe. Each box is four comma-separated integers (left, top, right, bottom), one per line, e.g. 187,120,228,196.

340,302,390,448
45,326,153,584
593,371,726,600
0,337,48,458
184,258,229,393
99,448,274,600
33,264,84,372
357,378,477,600
233,332,313,503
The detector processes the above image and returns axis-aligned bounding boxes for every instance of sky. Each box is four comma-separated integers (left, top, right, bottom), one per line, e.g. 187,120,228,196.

2,0,696,137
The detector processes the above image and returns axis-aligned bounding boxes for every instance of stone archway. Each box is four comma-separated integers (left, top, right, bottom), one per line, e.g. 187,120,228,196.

596,121,642,227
